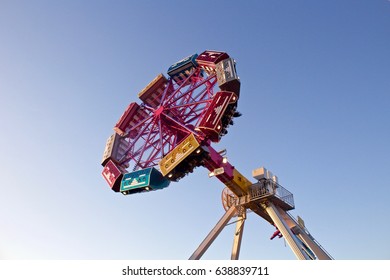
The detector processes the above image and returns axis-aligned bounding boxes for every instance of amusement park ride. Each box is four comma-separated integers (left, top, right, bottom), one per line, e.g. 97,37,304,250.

101,50,333,260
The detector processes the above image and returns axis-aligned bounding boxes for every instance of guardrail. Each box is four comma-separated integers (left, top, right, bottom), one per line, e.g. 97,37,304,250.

249,180,295,210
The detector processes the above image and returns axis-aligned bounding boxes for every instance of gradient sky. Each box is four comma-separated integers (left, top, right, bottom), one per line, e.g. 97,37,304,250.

1,0,389,260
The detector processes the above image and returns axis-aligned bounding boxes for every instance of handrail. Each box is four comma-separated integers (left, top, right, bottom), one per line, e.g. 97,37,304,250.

249,180,295,210
286,212,334,260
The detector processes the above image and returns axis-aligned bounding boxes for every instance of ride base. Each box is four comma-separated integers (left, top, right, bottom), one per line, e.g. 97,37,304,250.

189,168,333,260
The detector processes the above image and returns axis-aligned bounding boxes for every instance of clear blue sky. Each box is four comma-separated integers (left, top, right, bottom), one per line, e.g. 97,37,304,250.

1,0,389,260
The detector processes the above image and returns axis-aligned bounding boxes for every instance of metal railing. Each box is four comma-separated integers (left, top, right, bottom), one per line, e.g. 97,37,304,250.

274,182,295,209
249,180,295,210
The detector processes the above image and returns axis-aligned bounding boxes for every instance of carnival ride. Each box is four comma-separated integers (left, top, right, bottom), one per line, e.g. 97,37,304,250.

101,50,333,260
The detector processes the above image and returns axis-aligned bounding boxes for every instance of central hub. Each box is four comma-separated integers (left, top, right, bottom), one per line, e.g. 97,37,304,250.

155,106,164,116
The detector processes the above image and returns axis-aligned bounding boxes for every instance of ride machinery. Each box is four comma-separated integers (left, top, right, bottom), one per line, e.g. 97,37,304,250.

101,50,332,260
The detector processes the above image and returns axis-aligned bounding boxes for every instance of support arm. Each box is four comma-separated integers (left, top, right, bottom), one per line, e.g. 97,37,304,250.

231,207,246,260
189,205,237,260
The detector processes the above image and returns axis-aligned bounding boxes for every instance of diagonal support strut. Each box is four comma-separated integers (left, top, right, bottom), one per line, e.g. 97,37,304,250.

189,205,237,260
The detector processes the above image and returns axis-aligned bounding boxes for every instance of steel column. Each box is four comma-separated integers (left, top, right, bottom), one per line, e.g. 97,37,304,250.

231,208,246,260
264,202,309,260
281,212,333,260
189,206,237,260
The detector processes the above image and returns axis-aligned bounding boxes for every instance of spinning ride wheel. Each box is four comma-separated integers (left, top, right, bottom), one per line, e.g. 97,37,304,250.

101,51,241,193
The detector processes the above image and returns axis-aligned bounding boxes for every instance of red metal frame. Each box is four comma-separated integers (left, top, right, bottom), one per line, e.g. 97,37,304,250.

116,68,218,171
